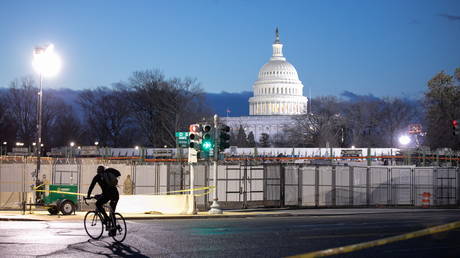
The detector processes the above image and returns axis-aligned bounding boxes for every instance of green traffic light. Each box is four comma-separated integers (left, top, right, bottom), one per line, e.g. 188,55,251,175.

202,140,213,151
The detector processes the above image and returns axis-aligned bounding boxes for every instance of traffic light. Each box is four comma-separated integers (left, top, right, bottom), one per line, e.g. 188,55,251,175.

453,120,460,136
188,124,201,163
201,124,214,153
218,124,231,151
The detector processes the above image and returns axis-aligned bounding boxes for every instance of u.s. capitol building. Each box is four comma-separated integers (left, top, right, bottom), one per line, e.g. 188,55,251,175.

221,29,308,143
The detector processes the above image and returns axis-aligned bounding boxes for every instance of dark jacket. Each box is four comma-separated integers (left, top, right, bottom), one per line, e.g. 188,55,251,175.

87,171,118,198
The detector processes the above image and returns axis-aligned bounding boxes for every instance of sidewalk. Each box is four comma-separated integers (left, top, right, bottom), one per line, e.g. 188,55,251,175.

1,208,458,221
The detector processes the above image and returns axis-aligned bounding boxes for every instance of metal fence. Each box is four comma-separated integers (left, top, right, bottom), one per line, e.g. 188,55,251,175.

0,159,459,210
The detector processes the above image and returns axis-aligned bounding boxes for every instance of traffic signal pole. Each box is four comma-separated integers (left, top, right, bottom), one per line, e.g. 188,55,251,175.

209,114,223,214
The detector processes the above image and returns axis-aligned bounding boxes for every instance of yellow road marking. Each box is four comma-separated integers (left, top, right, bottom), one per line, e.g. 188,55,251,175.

297,232,408,240
287,220,460,258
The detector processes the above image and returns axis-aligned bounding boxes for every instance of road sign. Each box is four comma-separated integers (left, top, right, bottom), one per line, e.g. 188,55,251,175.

175,132,190,147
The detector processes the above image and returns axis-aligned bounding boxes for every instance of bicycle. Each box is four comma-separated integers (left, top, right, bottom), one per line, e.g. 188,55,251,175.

83,196,127,242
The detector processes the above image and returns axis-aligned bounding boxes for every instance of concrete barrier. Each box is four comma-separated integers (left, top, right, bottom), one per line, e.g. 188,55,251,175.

116,194,195,215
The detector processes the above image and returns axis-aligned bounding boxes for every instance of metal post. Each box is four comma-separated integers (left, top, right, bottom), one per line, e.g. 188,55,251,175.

332,166,336,207
209,114,222,214
367,147,371,166
35,73,43,202
315,165,319,207
366,167,370,206
190,163,197,214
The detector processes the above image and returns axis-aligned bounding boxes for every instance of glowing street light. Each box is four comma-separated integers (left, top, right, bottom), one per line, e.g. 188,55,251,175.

32,44,61,195
399,135,411,146
33,44,61,77
70,142,75,147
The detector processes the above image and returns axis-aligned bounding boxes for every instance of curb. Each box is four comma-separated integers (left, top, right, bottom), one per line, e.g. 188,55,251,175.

0,217,45,221
1,209,458,222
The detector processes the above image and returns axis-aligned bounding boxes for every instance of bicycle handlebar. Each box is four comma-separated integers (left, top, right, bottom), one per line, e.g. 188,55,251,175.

84,196,96,206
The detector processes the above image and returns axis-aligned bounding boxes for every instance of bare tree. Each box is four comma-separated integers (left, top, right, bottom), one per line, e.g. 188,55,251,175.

48,100,84,147
0,90,16,146
288,96,346,147
380,97,419,147
78,86,134,147
5,77,37,145
126,70,210,147
343,99,386,147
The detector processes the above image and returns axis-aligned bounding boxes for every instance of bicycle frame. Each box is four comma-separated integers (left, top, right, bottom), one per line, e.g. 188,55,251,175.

84,196,127,242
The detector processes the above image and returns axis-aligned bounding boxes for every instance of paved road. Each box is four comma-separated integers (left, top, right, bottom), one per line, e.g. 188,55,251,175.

0,210,459,257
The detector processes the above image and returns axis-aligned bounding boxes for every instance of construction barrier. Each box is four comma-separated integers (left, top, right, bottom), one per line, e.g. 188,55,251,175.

117,194,196,214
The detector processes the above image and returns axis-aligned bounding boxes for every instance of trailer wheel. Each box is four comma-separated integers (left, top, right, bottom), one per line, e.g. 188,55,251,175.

48,206,59,215
60,200,75,215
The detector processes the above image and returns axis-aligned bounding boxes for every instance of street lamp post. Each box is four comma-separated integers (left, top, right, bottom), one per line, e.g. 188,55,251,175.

32,44,61,194
209,114,222,214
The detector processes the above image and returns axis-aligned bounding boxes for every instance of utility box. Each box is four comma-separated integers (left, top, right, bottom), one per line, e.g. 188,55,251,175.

44,184,78,215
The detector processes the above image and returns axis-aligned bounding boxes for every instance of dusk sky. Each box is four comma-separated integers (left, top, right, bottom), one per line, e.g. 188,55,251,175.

0,0,459,98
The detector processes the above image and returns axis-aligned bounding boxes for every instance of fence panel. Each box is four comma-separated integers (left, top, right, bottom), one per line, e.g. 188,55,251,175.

168,164,185,192
301,166,316,206
369,167,389,205
248,166,264,202
414,168,434,206
265,164,281,206
216,165,227,203
0,163,25,208
353,167,367,206
193,164,207,208
53,164,79,186
225,165,242,202
134,165,157,194
336,166,350,206
285,166,299,206
391,168,412,205
319,166,332,206
435,168,457,206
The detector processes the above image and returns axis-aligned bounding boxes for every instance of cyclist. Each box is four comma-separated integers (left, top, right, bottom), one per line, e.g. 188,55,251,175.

87,165,120,236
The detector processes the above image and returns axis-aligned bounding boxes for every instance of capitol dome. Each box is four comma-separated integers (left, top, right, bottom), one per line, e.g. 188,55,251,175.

258,60,299,81
249,28,308,116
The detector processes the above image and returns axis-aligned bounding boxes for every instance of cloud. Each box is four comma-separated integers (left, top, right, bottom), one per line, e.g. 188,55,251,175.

438,13,460,22
340,91,380,102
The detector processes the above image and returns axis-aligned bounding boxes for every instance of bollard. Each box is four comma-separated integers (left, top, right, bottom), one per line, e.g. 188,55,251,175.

421,192,431,208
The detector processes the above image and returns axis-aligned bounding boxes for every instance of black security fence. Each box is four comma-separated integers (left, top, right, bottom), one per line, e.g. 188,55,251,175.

1,159,459,210
211,164,459,209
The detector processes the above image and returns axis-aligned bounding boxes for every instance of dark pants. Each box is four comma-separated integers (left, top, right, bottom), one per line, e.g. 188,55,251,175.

95,191,119,222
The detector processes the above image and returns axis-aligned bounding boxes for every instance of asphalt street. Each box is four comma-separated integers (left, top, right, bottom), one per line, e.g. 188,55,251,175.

0,210,459,257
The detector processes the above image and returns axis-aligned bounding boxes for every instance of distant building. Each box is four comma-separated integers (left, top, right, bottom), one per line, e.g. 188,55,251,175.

221,28,308,143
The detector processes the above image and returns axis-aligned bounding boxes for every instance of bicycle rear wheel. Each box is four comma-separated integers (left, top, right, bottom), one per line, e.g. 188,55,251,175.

84,211,104,239
111,213,127,242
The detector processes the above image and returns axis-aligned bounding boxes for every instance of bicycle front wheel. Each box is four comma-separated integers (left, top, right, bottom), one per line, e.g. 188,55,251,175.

84,211,104,239
112,213,127,242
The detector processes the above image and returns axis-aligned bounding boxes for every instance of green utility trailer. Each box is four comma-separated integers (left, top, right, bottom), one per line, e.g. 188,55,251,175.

43,184,78,215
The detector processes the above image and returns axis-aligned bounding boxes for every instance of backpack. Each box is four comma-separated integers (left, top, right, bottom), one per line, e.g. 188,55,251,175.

102,168,121,187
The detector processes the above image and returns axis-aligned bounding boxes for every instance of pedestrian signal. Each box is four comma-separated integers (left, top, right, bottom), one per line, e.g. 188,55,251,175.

453,120,460,136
